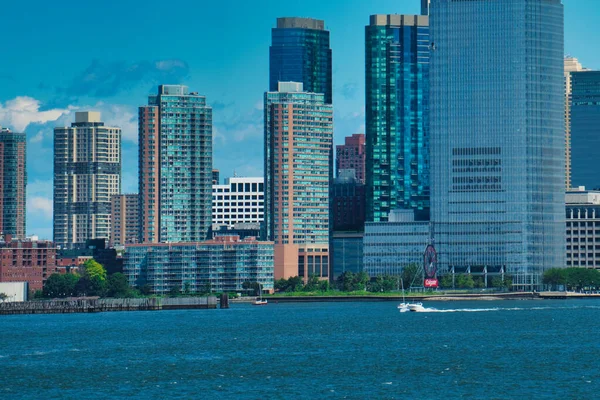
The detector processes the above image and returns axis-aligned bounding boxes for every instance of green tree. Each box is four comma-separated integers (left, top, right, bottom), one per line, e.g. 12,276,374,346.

503,275,513,290
336,271,355,291
491,276,504,289
76,275,107,297
286,276,304,292
456,274,474,289
402,264,420,289
317,279,330,292
0,293,8,302
168,286,181,297
355,271,370,291
274,278,289,292
543,268,567,290
81,259,107,282
303,275,320,292
473,276,485,289
439,275,453,289
106,273,131,298
43,273,79,298
138,284,152,296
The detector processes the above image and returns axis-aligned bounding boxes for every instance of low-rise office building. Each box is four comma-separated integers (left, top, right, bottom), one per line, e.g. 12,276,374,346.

363,210,431,277
566,188,600,268
0,236,57,292
124,236,274,294
212,177,264,227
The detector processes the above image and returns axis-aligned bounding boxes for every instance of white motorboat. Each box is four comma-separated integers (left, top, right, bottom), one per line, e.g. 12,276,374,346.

407,303,425,312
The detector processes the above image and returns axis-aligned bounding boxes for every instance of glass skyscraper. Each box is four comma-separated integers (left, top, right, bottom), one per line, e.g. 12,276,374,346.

430,0,565,289
365,14,430,222
139,85,212,243
570,71,600,190
0,127,26,238
270,17,332,104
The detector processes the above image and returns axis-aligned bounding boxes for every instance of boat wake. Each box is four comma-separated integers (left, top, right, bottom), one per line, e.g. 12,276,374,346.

408,305,600,313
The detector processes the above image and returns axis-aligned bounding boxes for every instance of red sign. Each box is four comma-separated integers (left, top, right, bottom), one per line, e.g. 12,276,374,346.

424,279,439,288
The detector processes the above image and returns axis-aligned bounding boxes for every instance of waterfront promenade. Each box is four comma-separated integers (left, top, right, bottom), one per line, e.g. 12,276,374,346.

0,297,217,315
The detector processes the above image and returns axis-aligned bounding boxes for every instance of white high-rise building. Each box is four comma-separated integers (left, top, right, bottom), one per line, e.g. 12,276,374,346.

212,177,264,227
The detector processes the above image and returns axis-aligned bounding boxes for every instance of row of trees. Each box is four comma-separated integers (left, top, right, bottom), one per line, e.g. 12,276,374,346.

273,269,513,293
543,268,600,291
41,259,132,298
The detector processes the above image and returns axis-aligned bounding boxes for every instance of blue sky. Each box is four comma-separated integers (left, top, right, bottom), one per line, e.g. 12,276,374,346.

0,0,597,239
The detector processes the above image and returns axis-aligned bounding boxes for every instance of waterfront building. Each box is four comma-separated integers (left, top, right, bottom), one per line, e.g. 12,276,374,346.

110,194,139,247
570,70,600,190
212,177,264,228
430,0,565,289
330,172,366,281
564,57,585,189
336,133,365,184
566,187,600,268
53,112,121,249
363,210,431,277
123,236,274,295
212,169,220,185
0,235,57,292
365,14,430,222
331,232,364,280
270,17,332,104
0,127,26,238
139,85,212,244
264,82,333,280
332,173,365,232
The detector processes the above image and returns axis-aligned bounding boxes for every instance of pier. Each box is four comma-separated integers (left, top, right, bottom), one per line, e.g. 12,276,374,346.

0,297,218,315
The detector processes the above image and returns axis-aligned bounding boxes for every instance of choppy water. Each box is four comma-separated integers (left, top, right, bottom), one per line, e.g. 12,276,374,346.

1,300,598,399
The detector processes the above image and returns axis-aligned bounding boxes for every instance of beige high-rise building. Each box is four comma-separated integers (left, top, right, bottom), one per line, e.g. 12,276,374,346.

110,194,139,247
54,112,121,249
264,82,333,281
565,57,585,190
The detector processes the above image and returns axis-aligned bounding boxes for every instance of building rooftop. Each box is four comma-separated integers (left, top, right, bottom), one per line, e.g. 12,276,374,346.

75,111,101,123
277,17,325,30
369,14,428,27
566,187,600,205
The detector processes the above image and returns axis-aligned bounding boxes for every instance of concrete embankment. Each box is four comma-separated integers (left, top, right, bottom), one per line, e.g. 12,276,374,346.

259,292,537,303
0,297,218,315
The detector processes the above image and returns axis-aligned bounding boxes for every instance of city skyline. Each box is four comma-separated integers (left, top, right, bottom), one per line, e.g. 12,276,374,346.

0,0,597,239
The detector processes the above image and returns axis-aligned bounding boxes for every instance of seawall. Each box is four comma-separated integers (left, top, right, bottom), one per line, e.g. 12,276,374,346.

0,297,218,315
259,292,537,303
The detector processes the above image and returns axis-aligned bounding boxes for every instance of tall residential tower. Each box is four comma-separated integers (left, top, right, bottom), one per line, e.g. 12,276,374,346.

430,0,565,289
0,128,26,238
365,14,430,222
138,85,212,243
53,112,121,249
270,17,332,104
564,57,585,189
265,82,333,280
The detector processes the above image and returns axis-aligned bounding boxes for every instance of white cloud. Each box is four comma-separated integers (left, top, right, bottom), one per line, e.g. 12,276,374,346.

0,96,75,132
28,196,53,216
29,130,45,143
99,104,138,143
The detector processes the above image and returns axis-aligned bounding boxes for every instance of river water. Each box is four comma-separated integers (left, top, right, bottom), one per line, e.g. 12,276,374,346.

1,300,598,399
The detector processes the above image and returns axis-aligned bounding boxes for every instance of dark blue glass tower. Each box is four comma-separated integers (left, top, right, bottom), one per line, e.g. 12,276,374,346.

365,14,430,222
270,17,332,104
570,71,600,190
